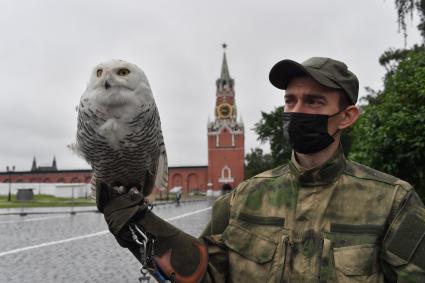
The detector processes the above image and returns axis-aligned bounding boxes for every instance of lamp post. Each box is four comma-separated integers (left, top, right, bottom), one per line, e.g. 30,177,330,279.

6,165,15,202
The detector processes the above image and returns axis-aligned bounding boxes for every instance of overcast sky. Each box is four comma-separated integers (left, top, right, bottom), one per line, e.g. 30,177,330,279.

0,0,422,172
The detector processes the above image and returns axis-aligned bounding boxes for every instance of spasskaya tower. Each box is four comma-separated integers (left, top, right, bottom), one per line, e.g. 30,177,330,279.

207,44,245,194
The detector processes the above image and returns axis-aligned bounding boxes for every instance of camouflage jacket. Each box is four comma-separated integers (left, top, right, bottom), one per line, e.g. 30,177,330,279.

201,147,425,283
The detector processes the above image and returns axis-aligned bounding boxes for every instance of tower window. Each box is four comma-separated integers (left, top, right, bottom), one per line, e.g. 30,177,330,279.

221,166,232,179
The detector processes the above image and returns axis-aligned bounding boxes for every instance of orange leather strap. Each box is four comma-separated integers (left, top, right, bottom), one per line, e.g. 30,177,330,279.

153,241,208,283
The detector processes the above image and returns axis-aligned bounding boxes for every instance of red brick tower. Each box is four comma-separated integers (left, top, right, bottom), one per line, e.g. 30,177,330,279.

207,44,244,194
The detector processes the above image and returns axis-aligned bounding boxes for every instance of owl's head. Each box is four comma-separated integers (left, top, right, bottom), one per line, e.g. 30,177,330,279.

84,59,154,108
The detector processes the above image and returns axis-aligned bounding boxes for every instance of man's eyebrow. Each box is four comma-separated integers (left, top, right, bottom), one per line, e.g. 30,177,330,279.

304,93,327,101
284,93,327,100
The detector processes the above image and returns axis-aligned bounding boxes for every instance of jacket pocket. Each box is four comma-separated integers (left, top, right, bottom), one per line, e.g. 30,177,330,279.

333,244,383,283
223,223,279,282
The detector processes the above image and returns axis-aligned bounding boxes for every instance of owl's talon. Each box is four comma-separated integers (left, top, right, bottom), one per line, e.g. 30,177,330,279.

129,187,140,200
113,185,126,194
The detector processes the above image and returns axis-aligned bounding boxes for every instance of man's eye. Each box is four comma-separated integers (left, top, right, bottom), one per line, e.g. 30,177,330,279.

307,99,323,105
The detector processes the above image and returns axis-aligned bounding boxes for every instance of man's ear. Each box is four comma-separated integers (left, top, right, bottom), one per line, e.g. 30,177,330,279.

339,105,360,130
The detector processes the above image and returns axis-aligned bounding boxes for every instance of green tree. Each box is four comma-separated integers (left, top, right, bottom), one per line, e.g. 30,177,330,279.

254,106,292,167
379,44,424,73
349,49,425,200
244,148,274,179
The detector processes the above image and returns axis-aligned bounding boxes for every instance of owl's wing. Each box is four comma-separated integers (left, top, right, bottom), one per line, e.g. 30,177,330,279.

69,109,87,158
154,139,168,191
142,106,168,196
142,131,168,196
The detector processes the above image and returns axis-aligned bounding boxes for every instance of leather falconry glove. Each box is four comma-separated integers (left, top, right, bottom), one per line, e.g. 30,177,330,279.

96,182,208,283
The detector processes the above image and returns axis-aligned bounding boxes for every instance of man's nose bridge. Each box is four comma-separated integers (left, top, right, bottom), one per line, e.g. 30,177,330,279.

292,99,304,112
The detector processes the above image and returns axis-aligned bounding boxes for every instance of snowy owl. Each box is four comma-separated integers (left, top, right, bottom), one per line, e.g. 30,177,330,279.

72,59,168,197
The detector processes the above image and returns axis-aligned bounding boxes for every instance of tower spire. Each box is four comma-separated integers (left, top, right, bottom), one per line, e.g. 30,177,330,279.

31,156,37,171
220,43,231,81
52,156,57,170
216,43,234,90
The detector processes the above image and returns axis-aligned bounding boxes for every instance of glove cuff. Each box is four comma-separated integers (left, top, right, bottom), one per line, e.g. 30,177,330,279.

103,192,145,217
106,204,147,235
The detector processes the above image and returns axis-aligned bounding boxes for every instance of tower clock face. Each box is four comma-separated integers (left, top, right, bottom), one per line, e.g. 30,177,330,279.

217,103,233,119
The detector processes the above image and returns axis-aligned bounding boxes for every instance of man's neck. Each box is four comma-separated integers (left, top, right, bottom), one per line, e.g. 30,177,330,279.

295,139,340,170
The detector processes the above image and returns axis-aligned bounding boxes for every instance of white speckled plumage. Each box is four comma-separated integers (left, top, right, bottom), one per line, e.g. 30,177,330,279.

72,59,168,197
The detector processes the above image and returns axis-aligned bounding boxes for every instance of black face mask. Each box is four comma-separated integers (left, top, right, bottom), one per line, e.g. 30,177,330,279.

282,110,342,154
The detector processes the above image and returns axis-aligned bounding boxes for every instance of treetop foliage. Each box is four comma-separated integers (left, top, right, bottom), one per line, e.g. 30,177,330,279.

244,148,273,179
394,0,425,41
254,106,292,167
349,48,425,199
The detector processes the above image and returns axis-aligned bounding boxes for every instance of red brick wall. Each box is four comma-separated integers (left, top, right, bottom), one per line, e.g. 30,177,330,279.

0,171,93,183
168,166,208,194
0,167,209,195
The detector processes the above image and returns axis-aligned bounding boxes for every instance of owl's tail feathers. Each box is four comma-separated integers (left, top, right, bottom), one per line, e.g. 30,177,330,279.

154,145,168,192
67,142,84,158
89,174,97,200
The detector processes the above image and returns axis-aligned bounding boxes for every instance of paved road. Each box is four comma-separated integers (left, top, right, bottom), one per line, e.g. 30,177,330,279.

0,200,214,283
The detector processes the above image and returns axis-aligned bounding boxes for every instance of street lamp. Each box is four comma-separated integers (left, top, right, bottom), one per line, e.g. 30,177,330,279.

6,165,15,202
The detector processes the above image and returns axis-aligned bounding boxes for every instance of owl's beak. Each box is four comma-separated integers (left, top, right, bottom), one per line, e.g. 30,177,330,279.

104,80,111,89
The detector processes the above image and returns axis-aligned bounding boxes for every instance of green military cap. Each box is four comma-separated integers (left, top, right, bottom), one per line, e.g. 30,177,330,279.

269,57,359,104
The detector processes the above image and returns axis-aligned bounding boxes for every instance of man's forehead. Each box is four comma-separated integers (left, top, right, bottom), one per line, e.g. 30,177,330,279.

285,92,326,97
287,76,328,90
284,92,329,101
285,77,340,98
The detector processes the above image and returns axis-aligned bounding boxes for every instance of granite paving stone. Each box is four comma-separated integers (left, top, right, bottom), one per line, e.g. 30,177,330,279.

0,200,214,283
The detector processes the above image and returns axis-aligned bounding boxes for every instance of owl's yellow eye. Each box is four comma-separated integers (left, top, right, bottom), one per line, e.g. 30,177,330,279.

117,68,130,76
96,69,103,77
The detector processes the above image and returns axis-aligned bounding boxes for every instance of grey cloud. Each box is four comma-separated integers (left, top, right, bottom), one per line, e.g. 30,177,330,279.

0,0,422,171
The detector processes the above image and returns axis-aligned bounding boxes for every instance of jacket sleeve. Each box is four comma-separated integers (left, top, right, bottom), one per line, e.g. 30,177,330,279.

381,186,425,283
199,193,232,283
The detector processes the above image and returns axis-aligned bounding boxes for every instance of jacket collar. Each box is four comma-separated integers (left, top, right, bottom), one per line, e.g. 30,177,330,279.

289,145,346,186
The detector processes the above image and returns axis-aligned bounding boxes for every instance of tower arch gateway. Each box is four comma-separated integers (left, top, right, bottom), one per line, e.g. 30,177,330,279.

207,44,245,193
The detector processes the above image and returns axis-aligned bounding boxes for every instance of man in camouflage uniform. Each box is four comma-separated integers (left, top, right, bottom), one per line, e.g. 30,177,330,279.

97,57,425,282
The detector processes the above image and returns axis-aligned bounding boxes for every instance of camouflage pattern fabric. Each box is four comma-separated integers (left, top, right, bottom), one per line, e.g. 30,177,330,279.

200,146,425,283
